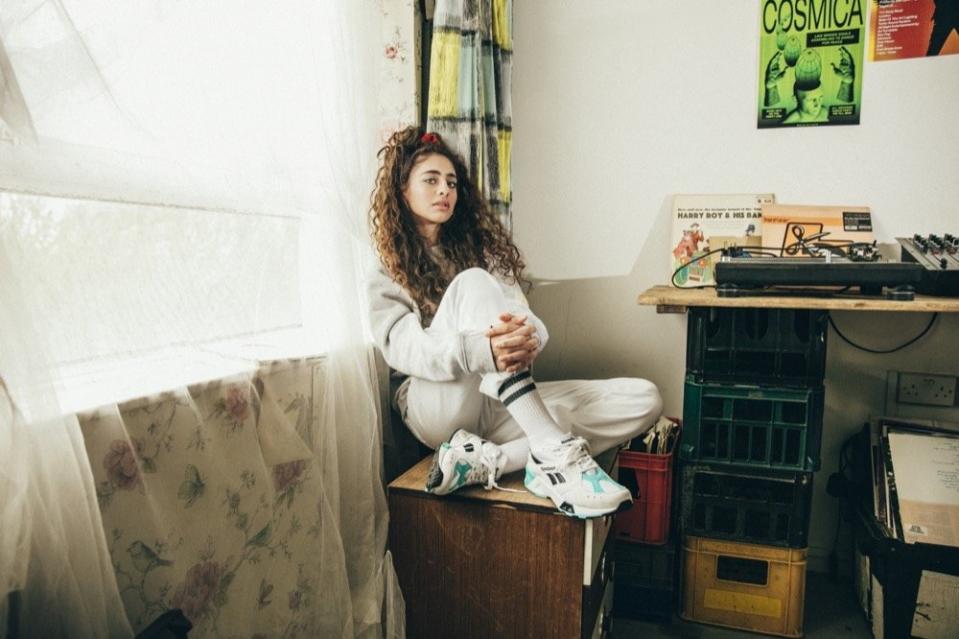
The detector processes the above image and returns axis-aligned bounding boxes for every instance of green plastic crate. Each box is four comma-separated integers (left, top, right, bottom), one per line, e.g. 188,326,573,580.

681,379,824,472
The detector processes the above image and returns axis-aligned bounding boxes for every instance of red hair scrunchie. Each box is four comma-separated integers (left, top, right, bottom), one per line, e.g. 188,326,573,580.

420,132,440,145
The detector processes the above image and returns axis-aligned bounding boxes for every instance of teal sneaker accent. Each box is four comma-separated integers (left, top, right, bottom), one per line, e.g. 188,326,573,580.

451,460,471,490
583,468,609,494
423,429,506,495
525,436,632,518
524,468,548,498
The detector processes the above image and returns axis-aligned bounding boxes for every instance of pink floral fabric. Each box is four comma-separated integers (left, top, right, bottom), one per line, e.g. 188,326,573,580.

103,438,143,490
171,561,223,622
79,362,354,637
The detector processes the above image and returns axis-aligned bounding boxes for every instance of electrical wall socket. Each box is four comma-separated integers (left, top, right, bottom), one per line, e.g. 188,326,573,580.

897,372,958,407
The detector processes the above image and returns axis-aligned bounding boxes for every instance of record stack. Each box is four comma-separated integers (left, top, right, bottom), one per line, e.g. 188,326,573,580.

677,307,827,638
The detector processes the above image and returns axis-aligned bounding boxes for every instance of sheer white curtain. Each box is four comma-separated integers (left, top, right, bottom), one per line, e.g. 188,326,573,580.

0,1,398,637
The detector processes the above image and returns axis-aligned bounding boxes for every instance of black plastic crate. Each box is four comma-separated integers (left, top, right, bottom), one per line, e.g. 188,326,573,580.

613,583,673,623
612,539,678,622
853,504,959,639
686,307,827,386
680,463,813,547
681,379,824,472
844,424,959,639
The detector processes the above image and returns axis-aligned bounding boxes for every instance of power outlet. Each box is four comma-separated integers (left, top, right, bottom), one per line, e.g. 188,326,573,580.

897,372,958,407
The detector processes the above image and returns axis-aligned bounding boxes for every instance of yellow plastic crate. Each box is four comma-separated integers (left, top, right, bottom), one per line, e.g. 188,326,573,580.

681,535,806,637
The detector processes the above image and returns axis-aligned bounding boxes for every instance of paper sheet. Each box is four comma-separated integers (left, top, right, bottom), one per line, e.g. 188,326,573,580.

887,430,959,546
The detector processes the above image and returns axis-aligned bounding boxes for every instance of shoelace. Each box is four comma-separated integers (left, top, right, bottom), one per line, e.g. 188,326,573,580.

554,437,599,473
479,446,523,493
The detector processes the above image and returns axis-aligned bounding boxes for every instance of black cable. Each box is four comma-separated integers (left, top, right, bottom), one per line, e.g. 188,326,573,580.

828,435,852,579
828,312,939,354
670,244,791,289
670,247,726,289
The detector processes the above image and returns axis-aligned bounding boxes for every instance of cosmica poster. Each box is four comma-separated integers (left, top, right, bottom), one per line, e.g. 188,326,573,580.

870,0,959,61
757,0,866,128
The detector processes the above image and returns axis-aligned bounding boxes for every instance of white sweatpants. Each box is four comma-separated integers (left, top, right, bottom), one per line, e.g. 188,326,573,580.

395,268,663,473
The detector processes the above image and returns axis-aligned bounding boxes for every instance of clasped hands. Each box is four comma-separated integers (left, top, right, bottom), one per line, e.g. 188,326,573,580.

486,312,540,373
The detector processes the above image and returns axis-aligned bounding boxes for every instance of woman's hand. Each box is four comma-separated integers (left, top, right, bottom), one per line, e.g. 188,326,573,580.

486,313,540,373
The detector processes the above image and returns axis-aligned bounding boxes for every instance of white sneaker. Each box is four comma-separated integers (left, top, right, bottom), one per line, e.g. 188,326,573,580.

425,429,506,495
524,436,632,518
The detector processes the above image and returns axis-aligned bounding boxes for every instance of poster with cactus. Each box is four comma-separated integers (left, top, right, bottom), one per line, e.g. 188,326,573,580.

757,0,865,128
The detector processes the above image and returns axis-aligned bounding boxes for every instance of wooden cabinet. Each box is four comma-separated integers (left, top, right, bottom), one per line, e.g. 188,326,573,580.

388,456,615,639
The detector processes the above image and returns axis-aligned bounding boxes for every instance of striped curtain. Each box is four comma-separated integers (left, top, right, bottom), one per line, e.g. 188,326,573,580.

427,0,512,228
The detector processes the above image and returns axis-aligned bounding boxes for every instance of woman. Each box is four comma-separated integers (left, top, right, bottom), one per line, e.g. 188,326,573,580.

366,127,661,518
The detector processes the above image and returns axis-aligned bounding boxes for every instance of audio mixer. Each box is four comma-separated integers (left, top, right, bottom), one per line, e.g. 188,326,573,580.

898,234,959,297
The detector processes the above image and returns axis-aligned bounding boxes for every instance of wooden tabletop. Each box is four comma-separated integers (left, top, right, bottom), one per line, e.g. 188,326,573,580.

638,285,959,313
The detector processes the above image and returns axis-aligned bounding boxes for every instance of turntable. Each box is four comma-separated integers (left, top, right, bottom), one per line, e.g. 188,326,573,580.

715,256,923,300
713,238,923,300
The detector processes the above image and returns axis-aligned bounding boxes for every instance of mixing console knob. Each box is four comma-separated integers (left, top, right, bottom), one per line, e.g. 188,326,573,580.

941,257,949,269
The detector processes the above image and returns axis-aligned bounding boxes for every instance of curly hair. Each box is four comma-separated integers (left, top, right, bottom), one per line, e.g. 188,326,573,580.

369,126,526,316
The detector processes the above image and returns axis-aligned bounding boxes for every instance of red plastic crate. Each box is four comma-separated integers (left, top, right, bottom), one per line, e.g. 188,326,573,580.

614,443,676,545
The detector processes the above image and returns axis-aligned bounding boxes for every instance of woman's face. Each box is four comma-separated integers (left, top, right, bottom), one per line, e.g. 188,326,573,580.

403,153,458,244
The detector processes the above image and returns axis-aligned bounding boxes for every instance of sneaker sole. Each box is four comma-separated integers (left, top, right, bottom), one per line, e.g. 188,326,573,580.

525,474,631,519
424,443,449,493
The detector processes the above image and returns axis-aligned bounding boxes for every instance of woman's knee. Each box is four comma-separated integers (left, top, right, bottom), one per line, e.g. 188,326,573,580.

438,268,510,328
634,378,663,413
620,377,664,438
448,267,499,292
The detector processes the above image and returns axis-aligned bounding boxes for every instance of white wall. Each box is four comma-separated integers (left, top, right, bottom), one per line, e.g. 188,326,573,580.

513,1,959,571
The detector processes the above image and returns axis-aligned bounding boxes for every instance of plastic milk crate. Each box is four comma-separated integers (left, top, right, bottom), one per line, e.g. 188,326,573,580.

680,536,807,638
612,538,678,623
681,379,824,472
686,307,828,387
613,424,679,546
680,463,813,548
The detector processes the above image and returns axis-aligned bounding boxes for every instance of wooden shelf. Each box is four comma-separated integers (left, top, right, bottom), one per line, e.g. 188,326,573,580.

637,285,959,313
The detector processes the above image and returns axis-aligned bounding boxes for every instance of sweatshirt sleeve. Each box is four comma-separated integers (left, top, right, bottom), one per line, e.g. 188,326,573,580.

365,259,496,381
500,278,549,353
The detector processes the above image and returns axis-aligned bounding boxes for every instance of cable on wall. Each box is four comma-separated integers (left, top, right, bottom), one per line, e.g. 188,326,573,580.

828,312,939,354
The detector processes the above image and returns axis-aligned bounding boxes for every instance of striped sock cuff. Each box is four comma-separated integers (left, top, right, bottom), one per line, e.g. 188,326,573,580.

499,373,536,407
497,371,531,396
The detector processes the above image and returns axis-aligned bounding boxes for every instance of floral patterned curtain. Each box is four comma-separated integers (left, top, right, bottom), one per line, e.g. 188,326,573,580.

426,0,513,228
77,360,374,637
0,1,411,637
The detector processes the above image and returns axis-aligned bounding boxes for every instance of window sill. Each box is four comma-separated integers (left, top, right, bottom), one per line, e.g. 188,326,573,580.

59,327,327,415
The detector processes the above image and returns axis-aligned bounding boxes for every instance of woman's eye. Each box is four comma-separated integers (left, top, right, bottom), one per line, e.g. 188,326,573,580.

425,177,436,184
448,182,457,189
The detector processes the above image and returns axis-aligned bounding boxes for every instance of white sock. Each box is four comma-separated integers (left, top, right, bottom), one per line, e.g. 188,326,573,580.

498,439,530,474
496,371,567,448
